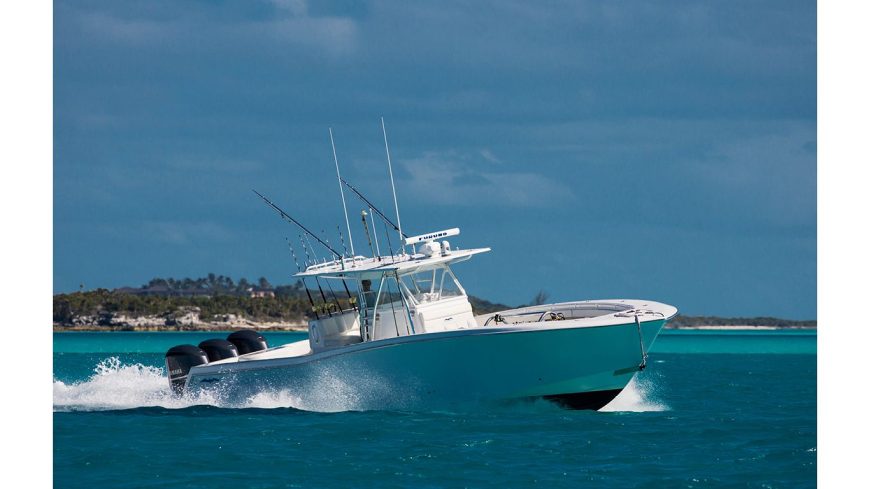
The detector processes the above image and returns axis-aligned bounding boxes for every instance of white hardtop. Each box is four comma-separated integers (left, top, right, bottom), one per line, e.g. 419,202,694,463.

296,247,491,279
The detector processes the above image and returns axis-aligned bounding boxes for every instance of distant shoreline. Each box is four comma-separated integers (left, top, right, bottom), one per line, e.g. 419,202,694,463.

664,325,816,331
54,284,816,332
52,320,309,333
52,323,816,333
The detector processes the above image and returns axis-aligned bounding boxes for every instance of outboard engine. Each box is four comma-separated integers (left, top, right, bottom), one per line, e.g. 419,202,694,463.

227,330,268,354
164,344,209,394
198,339,239,362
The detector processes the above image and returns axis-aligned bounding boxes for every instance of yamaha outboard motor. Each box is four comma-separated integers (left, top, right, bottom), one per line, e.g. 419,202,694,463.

227,330,268,355
165,345,209,394
198,339,239,362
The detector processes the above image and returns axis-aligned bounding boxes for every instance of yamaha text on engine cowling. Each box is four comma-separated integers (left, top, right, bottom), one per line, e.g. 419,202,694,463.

164,330,268,393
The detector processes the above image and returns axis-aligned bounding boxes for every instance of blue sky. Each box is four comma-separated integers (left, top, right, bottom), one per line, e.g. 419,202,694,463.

53,0,816,318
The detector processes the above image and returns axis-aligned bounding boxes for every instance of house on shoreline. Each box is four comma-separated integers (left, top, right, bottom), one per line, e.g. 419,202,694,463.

112,285,212,298
247,287,276,299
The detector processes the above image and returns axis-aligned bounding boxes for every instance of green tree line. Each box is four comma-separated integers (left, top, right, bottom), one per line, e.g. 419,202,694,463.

131,274,282,295
53,289,508,325
54,289,312,324
53,276,816,327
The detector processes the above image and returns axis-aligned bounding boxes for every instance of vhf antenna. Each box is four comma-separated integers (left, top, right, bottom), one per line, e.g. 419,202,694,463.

361,210,376,259
329,128,355,258
381,116,406,255
369,207,381,258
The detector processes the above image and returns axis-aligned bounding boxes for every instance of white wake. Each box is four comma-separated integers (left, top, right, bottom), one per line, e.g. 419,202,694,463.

53,357,410,413
54,357,213,411
599,376,668,412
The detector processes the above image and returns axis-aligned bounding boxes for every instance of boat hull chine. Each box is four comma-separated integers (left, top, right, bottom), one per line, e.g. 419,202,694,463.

542,389,624,410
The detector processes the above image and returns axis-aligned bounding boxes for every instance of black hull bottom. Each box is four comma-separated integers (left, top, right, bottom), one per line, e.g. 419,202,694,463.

543,389,623,410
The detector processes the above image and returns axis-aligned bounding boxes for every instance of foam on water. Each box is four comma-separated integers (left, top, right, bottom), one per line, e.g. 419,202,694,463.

54,357,194,411
242,366,415,412
54,357,665,413
600,376,668,412
53,357,413,413
53,357,227,411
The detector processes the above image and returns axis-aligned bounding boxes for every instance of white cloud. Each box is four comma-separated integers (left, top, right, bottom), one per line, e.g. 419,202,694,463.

68,1,358,56
479,148,501,164
270,0,308,17
262,16,358,56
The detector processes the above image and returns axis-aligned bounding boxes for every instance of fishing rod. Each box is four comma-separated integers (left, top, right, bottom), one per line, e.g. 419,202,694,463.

321,230,341,262
337,225,349,259
252,189,341,257
286,237,301,271
381,215,395,261
286,237,319,320
299,235,332,317
314,276,334,317
340,178,409,239
336,226,359,311
322,231,359,314
299,234,313,267
304,233,324,264
322,230,345,313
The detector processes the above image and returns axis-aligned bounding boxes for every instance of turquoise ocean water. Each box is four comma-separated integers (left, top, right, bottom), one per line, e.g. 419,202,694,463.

54,330,816,488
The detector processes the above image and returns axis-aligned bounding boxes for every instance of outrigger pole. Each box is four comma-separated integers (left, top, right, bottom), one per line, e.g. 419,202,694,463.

380,117,406,255
329,128,355,258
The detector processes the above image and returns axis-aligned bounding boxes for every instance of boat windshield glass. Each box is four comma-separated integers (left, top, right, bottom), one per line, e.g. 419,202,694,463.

399,266,464,304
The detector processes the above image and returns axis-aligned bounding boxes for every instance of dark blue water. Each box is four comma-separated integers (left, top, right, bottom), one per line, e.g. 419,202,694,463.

54,331,816,488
